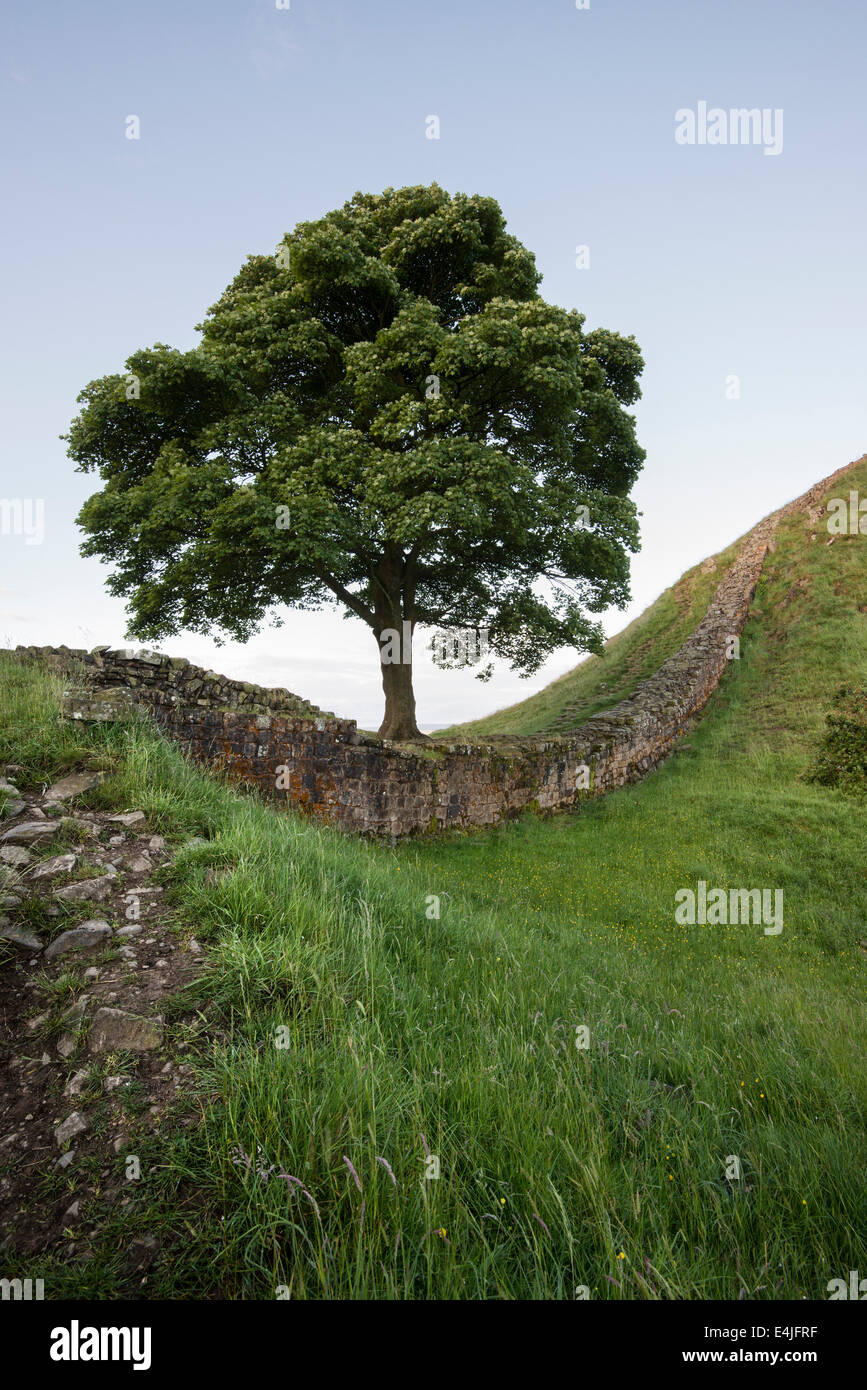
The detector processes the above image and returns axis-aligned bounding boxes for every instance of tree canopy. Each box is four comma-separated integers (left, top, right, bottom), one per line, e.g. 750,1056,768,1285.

68,184,645,739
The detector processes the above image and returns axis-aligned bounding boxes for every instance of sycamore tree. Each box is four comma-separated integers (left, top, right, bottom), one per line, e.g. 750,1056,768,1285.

68,184,644,740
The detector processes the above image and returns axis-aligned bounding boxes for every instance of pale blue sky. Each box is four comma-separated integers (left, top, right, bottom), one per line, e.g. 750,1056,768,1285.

1,0,864,727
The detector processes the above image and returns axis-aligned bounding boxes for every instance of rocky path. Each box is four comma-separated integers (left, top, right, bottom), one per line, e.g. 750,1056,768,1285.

0,768,207,1274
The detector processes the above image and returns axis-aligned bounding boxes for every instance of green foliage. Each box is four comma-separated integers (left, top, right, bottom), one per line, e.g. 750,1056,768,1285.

67,185,644,731
808,684,867,798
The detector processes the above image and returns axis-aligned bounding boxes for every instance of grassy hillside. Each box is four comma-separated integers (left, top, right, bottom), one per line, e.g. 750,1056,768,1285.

0,460,864,1300
435,455,865,740
435,533,744,738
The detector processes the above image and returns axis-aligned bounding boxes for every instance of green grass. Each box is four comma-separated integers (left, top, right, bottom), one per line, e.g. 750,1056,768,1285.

436,536,744,738
0,461,865,1299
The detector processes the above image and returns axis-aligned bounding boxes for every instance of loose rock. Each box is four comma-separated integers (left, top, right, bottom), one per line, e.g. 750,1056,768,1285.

0,820,59,846
55,1111,88,1146
44,921,113,961
52,875,116,904
46,771,106,802
0,922,45,952
89,1008,163,1053
25,853,77,881
60,816,99,839
0,846,31,867
57,998,90,1057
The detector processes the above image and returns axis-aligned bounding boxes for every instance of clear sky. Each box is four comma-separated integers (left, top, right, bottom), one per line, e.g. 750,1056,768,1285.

1,0,864,729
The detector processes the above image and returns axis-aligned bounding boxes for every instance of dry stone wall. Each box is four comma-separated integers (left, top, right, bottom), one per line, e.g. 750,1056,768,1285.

12,459,861,837
12,533,765,838
20,646,327,721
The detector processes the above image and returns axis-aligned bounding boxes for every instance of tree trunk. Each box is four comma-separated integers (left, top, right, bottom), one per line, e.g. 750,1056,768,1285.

376,626,426,741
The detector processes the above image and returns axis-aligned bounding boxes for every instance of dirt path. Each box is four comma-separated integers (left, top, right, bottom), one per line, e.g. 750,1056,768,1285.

0,769,207,1273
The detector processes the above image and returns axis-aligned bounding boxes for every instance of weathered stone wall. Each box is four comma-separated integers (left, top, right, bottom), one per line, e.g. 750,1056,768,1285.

10,529,766,837
20,645,327,721
11,459,861,837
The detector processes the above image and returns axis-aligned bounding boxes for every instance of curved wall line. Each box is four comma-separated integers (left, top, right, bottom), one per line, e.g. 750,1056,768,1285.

12,459,862,836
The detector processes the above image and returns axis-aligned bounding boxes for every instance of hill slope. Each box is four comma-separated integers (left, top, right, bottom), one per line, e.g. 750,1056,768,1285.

438,456,866,740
